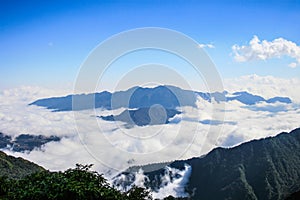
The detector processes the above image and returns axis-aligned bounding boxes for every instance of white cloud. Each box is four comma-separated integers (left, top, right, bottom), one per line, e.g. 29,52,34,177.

224,74,300,103
289,62,297,68
232,35,300,67
111,164,192,199
152,164,192,199
198,43,215,49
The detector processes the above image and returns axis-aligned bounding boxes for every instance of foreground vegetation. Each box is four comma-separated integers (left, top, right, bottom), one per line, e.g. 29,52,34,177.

0,164,152,200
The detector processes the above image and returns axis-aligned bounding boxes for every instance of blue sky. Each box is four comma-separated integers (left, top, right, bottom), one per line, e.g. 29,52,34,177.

0,0,300,90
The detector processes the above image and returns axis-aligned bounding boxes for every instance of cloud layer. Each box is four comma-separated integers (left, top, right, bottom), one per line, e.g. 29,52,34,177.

0,75,299,179
232,36,300,67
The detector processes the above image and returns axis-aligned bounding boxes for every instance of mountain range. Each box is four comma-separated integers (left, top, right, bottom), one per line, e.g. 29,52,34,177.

29,85,292,127
30,85,292,112
2,85,298,199
114,128,300,200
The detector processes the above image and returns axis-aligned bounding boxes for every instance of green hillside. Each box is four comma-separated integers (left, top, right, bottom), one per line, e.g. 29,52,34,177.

183,128,300,199
0,151,44,179
117,128,300,200
146,128,300,199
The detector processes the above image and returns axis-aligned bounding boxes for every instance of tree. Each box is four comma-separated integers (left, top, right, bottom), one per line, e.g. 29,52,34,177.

126,186,152,200
0,164,152,200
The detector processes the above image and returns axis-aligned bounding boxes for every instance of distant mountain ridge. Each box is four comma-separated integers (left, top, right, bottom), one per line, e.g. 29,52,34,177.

0,133,60,152
114,128,300,200
30,85,292,112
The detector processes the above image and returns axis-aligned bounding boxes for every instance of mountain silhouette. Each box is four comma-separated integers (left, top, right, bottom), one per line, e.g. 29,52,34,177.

30,85,292,112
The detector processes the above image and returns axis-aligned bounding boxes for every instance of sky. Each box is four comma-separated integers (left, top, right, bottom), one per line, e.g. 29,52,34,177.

1,0,300,90
1,1,300,194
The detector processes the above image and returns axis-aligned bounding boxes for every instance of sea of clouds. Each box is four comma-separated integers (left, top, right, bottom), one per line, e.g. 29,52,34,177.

0,75,300,198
